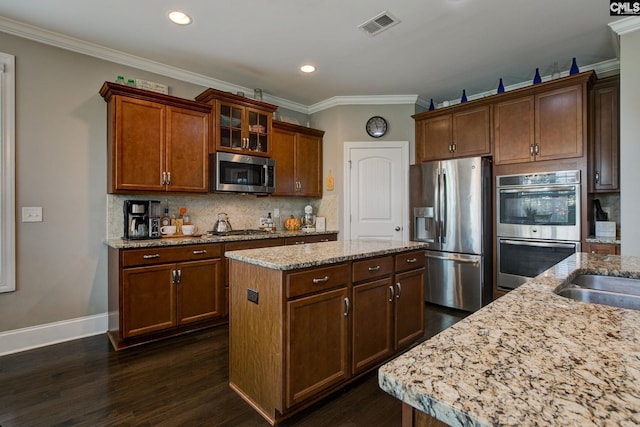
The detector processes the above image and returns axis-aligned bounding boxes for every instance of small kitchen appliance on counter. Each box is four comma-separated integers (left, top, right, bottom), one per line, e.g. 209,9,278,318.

123,200,161,239
301,205,316,232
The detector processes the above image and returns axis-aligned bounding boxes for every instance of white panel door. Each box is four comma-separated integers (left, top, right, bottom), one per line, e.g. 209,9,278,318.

345,142,408,241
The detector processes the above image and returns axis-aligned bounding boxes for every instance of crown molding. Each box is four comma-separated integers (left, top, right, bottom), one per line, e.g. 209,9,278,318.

609,16,640,35
308,94,419,114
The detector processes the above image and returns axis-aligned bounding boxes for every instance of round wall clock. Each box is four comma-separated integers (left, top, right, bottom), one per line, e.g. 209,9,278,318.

365,116,388,138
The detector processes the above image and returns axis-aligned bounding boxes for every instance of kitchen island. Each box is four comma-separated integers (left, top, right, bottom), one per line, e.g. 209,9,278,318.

379,253,640,426
225,239,428,425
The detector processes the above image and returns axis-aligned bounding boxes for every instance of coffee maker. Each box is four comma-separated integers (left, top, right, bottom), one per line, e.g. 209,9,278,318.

301,205,316,233
123,200,161,239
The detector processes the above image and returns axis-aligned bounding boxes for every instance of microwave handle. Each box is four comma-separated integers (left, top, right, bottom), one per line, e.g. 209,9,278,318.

263,164,269,186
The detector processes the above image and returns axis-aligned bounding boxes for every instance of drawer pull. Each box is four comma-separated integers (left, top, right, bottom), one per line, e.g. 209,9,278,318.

368,265,381,272
192,250,208,255
406,258,417,263
143,254,160,259
295,241,306,245
320,239,329,242
312,276,329,284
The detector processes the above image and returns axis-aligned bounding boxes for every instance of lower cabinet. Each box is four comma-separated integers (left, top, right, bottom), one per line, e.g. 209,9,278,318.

283,232,338,245
583,242,620,255
108,243,224,349
228,249,426,424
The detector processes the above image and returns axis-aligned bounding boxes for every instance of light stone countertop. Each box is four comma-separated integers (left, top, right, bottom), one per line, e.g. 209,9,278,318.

585,236,621,245
103,230,339,249
378,252,640,426
225,239,428,270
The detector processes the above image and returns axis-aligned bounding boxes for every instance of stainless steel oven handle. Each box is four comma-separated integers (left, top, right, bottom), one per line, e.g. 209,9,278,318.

498,185,576,193
500,239,577,249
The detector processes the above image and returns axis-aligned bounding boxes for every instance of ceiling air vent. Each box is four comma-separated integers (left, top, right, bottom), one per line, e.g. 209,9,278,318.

358,11,400,36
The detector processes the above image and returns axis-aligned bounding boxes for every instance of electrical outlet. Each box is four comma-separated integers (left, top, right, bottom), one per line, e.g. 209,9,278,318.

274,208,280,217
247,288,259,304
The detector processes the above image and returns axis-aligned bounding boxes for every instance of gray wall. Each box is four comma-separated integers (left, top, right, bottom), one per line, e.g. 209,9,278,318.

0,31,220,331
620,28,640,255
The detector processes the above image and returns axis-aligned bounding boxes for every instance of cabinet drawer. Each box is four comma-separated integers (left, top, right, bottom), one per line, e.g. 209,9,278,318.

352,256,394,283
287,263,350,299
122,244,223,267
395,250,425,272
283,234,337,245
225,238,284,252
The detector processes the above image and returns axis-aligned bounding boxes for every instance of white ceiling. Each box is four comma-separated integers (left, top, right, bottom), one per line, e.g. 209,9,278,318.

0,0,623,110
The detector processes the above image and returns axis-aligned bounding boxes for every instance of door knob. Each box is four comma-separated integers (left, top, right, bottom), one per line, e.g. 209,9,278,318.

395,226,401,231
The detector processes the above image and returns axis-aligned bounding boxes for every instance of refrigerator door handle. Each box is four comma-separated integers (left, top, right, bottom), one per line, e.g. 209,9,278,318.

441,168,447,244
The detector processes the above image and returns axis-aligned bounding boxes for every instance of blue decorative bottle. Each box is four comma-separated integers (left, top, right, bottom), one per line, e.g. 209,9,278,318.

497,78,505,94
428,99,435,111
570,57,579,75
533,68,542,84
461,90,467,103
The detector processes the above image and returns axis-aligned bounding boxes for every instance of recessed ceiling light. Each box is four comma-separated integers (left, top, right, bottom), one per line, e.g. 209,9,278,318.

168,11,192,25
300,65,316,73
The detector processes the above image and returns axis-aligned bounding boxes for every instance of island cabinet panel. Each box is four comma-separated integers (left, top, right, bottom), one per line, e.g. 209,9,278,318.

286,286,350,407
108,243,225,350
283,233,337,246
228,246,426,425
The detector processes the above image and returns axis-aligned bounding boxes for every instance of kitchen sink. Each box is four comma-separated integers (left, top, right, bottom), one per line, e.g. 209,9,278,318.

554,274,640,311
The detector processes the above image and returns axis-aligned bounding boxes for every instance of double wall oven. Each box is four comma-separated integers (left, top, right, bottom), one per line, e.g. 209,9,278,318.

496,170,581,291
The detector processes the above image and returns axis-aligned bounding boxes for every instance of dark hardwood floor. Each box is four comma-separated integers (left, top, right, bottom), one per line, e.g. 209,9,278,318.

0,303,467,427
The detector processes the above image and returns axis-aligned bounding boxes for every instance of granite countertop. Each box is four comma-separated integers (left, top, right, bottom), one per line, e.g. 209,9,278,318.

585,236,621,245
104,230,339,249
379,253,640,426
225,239,428,270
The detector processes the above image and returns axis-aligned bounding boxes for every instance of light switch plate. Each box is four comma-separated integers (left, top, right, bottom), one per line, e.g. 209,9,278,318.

22,207,43,222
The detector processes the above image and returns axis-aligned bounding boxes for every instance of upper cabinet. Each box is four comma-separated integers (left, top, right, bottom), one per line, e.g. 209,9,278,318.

493,73,593,165
589,75,619,192
272,121,324,198
195,88,277,157
415,105,491,162
100,82,210,194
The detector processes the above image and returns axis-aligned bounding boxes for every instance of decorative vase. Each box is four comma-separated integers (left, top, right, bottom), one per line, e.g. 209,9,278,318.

461,89,467,103
428,99,435,111
570,57,579,75
533,68,542,84
497,78,505,94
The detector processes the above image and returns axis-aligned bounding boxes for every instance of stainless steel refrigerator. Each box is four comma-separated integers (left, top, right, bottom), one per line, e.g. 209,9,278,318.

410,157,492,312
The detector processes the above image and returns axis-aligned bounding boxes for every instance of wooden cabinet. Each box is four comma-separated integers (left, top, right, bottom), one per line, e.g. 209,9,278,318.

272,121,324,197
589,76,619,192
493,74,593,165
100,82,210,194
195,87,277,156
283,232,337,245
583,242,620,255
108,243,224,350
228,247,426,424
285,266,350,407
415,105,490,162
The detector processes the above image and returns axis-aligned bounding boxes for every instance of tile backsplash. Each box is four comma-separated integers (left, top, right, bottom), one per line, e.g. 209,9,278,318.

107,193,339,240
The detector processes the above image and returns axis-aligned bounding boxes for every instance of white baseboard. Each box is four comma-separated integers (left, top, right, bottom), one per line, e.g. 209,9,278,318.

0,313,108,356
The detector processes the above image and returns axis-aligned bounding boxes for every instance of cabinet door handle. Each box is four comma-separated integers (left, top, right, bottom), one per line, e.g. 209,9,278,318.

162,171,167,185
452,142,456,152
405,258,417,264
177,269,182,283
595,171,600,184
368,265,381,272
166,172,171,185
312,276,329,284
172,269,177,284
143,254,160,259
192,250,207,255
529,144,535,155
395,282,402,299
534,144,540,155
388,285,395,302
344,297,350,317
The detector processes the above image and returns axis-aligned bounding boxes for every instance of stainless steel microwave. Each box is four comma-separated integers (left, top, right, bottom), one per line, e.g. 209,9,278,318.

210,152,275,194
